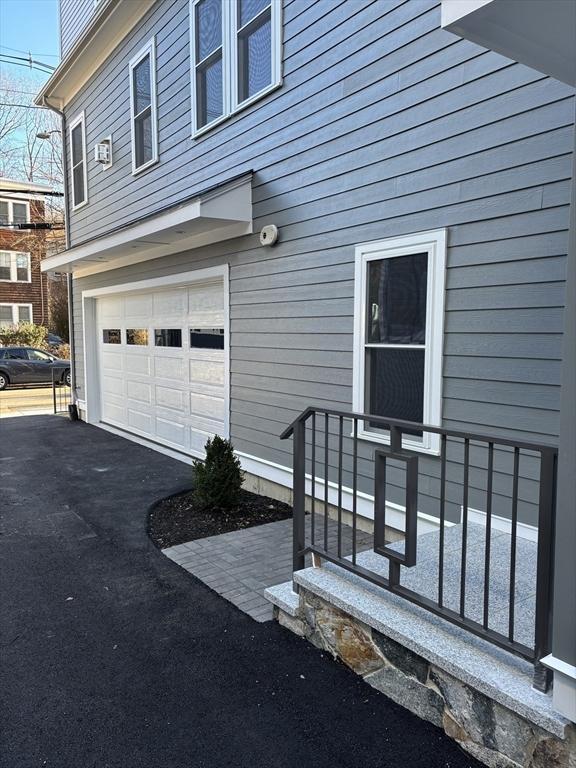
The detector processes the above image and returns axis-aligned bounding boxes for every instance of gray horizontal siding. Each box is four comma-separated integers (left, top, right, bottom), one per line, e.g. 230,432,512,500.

68,0,574,524
60,0,94,57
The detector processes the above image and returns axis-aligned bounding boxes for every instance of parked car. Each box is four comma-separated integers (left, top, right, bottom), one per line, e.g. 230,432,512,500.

0,347,70,390
47,333,64,347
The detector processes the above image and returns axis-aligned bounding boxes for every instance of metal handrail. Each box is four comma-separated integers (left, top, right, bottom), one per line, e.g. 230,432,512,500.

281,406,557,692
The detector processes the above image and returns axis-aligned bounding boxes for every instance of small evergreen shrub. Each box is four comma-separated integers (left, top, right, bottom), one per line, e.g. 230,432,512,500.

192,436,244,510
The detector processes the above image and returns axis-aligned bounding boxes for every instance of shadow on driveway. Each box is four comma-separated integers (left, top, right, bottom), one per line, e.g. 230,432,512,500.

0,415,481,768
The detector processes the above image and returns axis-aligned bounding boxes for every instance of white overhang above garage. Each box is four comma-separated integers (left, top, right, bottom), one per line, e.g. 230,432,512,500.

41,173,253,278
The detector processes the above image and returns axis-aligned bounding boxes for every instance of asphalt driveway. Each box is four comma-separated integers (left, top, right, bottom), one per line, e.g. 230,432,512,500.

0,415,480,768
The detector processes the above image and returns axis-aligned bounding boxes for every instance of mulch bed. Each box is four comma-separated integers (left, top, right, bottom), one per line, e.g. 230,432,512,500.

148,488,293,549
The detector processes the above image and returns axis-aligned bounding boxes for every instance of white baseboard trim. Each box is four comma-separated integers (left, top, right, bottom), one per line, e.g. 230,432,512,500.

237,450,449,534
465,506,538,542
541,655,576,723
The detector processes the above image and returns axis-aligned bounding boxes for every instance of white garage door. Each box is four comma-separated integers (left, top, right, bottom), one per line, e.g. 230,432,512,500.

95,280,226,456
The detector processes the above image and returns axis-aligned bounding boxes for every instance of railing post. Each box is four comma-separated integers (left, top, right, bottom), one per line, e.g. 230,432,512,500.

52,369,57,414
388,426,402,587
533,448,557,692
292,418,306,574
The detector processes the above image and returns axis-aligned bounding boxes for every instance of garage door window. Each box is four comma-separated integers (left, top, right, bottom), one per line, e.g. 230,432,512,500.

155,329,182,347
127,328,149,345
103,329,121,344
190,328,224,349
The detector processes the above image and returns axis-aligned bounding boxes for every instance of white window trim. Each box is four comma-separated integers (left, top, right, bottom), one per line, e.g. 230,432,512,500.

0,198,30,227
352,229,447,455
189,0,282,138
69,111,88,211
0,302,34,326
0,250,32,283
129,37,159,175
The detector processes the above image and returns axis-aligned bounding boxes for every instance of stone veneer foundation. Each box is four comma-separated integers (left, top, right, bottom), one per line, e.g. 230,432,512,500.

275,591,576,768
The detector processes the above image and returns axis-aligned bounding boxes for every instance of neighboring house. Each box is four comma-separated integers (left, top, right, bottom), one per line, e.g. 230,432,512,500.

0,179,52,329
37,0,575,762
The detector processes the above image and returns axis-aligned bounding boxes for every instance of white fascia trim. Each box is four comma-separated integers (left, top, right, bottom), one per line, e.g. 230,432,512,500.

466,506,538,542
82,265,228,298
236,450,450,535
352,228,447,456
541,655,576,681
41,173,252,273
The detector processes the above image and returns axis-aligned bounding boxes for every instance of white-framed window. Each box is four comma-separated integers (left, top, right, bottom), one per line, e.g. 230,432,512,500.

69,111,88,210
129,37,158,174
0,303,33,327
190,0,282,136
353,229,447,454
0,199,30,227
0,251,31,283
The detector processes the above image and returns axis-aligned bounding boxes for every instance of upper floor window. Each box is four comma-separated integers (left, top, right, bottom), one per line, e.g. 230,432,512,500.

191,0,282,135
0,251,31,283
129,38,158,174
69,112,87,210
0,199,30,227
353,230,446,454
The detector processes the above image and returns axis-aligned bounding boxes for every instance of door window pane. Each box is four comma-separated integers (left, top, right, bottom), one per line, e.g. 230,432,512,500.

0,253,10,280
127,328,149,345
189,328,224,349
12,203,28,224
16,254,29,281
0,305,13,325
17,305,31,323
155,329,182,347
102,329,121,344
238,11,272,102
366,348,425,427
367,254,428,344
196,0,222,61
6,348,28,359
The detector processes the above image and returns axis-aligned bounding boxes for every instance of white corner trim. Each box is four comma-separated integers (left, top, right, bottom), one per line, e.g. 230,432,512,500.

236,450,451,534
466,506,538,542
541,655,576,680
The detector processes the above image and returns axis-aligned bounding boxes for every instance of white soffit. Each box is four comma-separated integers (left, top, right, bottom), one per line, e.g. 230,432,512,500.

441,0,576,87
41,174,253,277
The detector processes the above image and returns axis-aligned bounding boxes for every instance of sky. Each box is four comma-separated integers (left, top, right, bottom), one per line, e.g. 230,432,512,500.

0,0,59,89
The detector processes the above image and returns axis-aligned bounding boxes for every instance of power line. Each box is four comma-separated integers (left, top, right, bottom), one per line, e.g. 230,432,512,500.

0,102,49,109
0,45,59,59
0,53,55,72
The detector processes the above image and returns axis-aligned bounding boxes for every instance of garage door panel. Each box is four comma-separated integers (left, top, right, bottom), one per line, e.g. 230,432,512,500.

153,355,185,381
190,392,225,421
128,409,153,434
124,293,152,322
154,288,187,319
126,380,152,404
156,416,187,447
96,278,226,457
189,358,224,386
125,354,151,376
155,385,185,412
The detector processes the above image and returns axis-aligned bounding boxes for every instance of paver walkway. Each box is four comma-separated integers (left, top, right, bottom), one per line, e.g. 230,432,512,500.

0,415,481,768
164,519,372,621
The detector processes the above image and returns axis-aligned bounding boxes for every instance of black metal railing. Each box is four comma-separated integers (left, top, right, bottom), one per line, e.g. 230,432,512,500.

51,368,71,414
281,407,557,691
